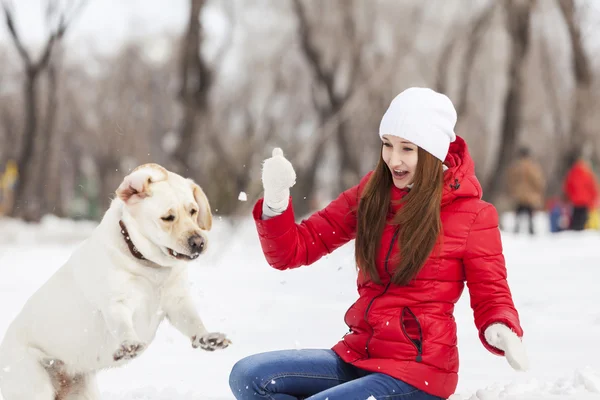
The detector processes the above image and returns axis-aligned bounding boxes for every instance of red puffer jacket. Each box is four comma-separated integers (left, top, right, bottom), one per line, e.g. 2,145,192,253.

563,160,599,208
253,136,523,399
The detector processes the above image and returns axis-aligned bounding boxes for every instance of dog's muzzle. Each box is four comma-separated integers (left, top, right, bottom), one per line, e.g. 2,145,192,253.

166,234,205,261
187,234,205,254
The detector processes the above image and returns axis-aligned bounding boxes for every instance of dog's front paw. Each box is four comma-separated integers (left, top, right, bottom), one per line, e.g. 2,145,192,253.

113,340,146,361
191,332,231,351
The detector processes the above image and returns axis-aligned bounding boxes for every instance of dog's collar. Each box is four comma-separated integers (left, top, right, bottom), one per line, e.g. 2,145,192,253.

119,220,146,260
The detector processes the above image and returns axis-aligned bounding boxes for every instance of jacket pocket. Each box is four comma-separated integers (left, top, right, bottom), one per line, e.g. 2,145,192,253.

400,307,423,362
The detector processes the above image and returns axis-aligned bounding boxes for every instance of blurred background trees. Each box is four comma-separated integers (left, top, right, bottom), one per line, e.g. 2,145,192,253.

1,0,599,221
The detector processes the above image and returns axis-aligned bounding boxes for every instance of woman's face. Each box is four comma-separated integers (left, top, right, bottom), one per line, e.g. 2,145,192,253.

381,135,418,189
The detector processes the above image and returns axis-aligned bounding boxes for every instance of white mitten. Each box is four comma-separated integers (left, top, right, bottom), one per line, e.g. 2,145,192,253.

484,323,529,371
261,148,296,217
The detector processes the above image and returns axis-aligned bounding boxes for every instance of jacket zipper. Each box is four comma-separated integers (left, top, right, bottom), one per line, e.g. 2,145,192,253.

400,306,424,362
362,227,400,358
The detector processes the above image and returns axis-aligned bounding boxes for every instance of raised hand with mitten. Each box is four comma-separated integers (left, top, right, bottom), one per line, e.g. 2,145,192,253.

261,148,296,219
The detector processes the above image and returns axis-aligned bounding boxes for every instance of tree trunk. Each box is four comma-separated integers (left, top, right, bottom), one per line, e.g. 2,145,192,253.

38,59,64,217
173,0,211,177
3,1,86,220
292,0,361,200
336,117,360,192
554,0,592,182
483,0,535,202
292,139,328,218
455,3,498,119
12,69,41,221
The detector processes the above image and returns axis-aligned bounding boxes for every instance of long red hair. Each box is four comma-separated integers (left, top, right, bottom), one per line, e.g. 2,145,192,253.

355,147,444,285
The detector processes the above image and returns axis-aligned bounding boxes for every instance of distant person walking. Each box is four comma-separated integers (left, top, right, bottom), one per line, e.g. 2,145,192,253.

563,151,599,231
506,147,545,235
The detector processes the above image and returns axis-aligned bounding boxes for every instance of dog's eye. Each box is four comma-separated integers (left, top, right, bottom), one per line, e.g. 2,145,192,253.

161,215,175,222
190,209,197,216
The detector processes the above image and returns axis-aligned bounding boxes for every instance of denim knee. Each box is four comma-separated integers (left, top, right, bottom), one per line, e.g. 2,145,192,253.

229,355,266,399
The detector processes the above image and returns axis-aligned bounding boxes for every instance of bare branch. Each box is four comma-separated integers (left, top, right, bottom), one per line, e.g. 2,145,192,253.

290,3,430,167
2,1,32,67
342,0,362,98
483,0,536,202
60,0,89,37
553,0,594,183
539,34,565,141
37,0,88,68
291,0,336,108
36,34,59,72
436,2,497,113
557,0,591,84
456,2,497,118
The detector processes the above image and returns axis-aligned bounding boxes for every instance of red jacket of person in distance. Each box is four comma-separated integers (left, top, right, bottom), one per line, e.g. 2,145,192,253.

252,136,523,399
563,160,599,208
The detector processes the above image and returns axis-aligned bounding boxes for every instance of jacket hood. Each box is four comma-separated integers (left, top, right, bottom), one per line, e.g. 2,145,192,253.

441,135,482,206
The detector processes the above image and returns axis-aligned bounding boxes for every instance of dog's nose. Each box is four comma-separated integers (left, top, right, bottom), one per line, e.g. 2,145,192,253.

188,234,206,253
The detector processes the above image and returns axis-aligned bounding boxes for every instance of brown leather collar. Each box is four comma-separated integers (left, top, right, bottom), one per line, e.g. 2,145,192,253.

119,220,146,260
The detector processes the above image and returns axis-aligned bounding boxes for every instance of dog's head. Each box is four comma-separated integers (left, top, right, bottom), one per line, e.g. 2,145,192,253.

115,163,212,267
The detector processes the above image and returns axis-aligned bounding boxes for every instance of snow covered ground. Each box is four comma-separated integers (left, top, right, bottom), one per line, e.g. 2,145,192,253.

0,214,599,399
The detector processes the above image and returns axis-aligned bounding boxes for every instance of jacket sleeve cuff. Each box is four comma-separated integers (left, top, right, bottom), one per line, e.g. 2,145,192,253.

479,316,523,356
253,197,296,238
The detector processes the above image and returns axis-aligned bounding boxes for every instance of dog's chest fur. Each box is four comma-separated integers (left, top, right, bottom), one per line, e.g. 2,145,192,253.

76,273,175,369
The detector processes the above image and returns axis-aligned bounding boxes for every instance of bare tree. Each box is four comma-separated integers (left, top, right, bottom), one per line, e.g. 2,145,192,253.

37,48,63,216
437,2,498,119
2,0,86,220
172,0,237,184
0,53,19,163
538,29,569,196
292,0,364,198
36,2,72,217
484,0,536,202
556,0,593,171
172,0,215,178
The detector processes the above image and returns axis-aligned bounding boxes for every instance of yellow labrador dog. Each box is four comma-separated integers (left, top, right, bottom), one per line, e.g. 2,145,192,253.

0,164,231,400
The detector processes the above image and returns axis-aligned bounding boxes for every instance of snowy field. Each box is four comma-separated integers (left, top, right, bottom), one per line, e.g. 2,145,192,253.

0,213,599,400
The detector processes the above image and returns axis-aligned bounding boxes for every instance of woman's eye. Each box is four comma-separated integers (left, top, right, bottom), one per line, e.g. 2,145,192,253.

383,142,392,148
161,215,175,222
403,147,414,151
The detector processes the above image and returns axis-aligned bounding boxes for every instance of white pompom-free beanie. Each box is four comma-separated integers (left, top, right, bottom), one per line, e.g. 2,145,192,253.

378,87,457,162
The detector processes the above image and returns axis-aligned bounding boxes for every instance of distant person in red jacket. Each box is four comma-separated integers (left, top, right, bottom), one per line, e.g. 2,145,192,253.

563,151,599,231
229,88,528,400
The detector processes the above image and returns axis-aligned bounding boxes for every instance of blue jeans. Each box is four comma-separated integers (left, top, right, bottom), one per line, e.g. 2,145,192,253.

229,349,442,400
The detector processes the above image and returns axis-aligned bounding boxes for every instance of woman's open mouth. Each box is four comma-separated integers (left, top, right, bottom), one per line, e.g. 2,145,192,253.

393,169,409,179
167,248,200,260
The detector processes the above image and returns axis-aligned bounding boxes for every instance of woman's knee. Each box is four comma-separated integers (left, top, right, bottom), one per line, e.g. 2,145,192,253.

229,349,341,399
229,353,270,397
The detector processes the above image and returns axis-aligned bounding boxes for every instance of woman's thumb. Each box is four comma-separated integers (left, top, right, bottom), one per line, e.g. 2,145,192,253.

272,148,284,158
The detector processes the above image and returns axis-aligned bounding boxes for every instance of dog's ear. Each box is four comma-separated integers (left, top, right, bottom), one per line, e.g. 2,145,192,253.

116,164,168,204
189,180,212,231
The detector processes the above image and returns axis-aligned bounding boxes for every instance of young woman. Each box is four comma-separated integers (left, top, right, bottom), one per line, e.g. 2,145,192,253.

229,87,528,400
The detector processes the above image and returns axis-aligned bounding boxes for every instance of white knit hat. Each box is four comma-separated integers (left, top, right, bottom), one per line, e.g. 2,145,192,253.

379,87,457,161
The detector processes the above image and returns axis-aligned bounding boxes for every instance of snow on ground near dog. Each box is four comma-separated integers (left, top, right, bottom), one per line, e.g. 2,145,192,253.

0,214,599,400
